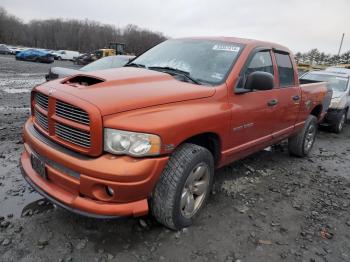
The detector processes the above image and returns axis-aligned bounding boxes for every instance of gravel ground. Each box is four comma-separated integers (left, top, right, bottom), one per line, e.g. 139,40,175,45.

0,54,350,262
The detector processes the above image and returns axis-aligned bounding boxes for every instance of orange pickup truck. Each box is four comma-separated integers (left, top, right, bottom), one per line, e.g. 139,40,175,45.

21,37,332,229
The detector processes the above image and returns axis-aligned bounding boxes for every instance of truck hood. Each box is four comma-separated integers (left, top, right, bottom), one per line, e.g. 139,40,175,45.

39,67,216,116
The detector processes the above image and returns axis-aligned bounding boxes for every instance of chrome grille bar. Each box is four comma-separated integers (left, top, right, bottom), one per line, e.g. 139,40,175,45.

55,123,90,148
56,100,89,125
34,109,48,130
35,93,49,110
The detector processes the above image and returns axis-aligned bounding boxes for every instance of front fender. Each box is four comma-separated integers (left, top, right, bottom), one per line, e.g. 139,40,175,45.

103,98,231,155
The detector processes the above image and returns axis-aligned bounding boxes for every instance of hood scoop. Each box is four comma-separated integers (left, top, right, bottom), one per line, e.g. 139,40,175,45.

63,75,105,87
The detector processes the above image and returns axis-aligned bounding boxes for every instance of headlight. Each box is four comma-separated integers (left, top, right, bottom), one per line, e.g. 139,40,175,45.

330,97,345,109
104,128,161,157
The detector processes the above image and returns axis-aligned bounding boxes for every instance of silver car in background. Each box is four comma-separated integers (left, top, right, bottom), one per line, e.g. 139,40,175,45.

300,68,350,133
46,55,135,81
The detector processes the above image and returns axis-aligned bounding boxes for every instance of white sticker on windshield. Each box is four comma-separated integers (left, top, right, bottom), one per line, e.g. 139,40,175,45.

211,73,224,80
213,45,240,52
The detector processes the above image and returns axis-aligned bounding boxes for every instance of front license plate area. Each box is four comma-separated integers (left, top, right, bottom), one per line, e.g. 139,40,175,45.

31,153,47,179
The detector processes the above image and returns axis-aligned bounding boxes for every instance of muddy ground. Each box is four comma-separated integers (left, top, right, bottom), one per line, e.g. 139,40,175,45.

0,54,349,262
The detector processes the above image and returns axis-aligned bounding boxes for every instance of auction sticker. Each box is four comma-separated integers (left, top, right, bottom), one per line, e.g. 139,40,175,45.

213,44,240,52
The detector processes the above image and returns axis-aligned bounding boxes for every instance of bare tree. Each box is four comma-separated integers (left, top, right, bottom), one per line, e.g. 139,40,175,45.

0,6,166,54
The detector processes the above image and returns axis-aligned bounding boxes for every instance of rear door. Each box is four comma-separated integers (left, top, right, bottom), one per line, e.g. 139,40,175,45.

228,49,279,156
271,51,301,138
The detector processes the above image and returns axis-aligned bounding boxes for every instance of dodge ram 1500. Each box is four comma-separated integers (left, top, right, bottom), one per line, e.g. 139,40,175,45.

21,37,332,229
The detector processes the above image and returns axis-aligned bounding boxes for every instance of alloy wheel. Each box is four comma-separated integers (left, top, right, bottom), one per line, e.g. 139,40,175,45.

180,163,210,219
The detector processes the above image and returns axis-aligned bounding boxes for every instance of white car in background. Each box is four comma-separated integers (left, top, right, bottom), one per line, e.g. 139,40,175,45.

53,50,80,61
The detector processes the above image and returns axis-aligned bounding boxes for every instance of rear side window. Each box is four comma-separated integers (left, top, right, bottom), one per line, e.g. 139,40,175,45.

275,53,294,87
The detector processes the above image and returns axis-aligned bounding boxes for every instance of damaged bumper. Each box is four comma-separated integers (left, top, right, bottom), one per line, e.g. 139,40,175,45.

20,119,169,218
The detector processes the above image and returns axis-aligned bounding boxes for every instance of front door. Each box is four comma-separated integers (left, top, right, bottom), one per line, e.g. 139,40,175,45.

227,49,279,157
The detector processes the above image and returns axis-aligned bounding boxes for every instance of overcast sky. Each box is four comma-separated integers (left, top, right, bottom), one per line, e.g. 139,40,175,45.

1,0,349,54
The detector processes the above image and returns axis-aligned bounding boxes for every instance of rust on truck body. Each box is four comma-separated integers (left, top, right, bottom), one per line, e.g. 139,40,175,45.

21,37,329,218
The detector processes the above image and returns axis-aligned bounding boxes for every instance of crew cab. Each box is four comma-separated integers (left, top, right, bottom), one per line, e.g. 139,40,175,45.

21,37,331,230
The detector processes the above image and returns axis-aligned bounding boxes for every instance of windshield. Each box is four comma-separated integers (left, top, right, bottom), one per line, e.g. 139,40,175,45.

81,56,129,71
130,39,243,85
301,73,349,92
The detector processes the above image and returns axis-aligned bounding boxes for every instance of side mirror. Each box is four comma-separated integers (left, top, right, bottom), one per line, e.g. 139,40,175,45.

245,71,274,91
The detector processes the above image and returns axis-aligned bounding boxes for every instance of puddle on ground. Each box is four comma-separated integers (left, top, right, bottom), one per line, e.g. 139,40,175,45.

21,198,54,217
0,106,30,111
0,190,43,218
2,88,31,93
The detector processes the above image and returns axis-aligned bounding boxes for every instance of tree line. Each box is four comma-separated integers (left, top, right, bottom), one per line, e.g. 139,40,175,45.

295,49,350,66
0,7,167,55
1,6,349,64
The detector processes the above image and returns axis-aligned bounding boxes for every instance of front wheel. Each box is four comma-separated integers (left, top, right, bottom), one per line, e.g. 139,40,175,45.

151,143,214,230
288,115,317,157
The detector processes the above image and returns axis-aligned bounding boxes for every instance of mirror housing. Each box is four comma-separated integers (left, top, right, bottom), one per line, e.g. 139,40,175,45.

244,71,274,91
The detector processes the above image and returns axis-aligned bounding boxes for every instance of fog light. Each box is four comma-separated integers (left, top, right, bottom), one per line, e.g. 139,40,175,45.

106,186,114,197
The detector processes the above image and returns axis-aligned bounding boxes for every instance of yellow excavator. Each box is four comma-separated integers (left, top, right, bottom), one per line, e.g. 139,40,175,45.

94,43,126,59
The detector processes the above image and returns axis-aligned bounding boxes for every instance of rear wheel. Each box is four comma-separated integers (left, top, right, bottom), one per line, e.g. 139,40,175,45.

151,143,214,230
332,110,346,133
57,56,62,61
288,115,317,157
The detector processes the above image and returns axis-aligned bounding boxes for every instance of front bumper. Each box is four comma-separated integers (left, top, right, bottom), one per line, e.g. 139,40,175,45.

21,119,169,218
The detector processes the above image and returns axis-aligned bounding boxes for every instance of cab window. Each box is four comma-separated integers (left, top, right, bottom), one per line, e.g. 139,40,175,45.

275,52,294,87
238,50,274,89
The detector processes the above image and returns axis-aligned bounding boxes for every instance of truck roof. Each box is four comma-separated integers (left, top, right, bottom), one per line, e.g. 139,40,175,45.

180,36,291,53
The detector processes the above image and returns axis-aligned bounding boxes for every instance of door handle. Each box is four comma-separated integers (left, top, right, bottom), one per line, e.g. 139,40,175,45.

292,95,300,101
267,99,278,107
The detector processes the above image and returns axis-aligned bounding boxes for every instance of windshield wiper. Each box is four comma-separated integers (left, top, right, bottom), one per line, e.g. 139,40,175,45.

148,66,202,85
124,62,146,68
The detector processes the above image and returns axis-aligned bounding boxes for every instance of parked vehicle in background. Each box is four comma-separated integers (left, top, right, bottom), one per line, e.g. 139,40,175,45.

46,55,135,80
95,49,116,59
0,44,12,54
9,46,26,55
53,50,80,61
16,49,54,63
108,42,125,55
74,49,121,65
300,68,350,133
21,37,331,230
74,53,94,65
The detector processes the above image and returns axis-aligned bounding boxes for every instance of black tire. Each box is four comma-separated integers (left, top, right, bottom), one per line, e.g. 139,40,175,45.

288,115,317,157
332,110,347,134
151,143,214,230
57,56,62,61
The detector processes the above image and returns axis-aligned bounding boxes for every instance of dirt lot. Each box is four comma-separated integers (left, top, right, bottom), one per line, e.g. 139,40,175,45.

0,54,350,262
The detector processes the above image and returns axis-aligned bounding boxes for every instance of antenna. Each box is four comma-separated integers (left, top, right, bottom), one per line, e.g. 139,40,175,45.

337,33,345,56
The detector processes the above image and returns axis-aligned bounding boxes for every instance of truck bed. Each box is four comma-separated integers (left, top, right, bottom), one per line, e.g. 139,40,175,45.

299,80,333,122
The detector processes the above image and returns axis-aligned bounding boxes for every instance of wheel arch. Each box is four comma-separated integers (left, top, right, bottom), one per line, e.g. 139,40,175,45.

180,132,221,167
310,104,323,120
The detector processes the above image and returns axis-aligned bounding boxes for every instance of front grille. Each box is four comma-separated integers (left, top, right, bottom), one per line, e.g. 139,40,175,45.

55,122,90,148
56,100,90,125
32,91,97,154
34,109,48,130
35,93,48,110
